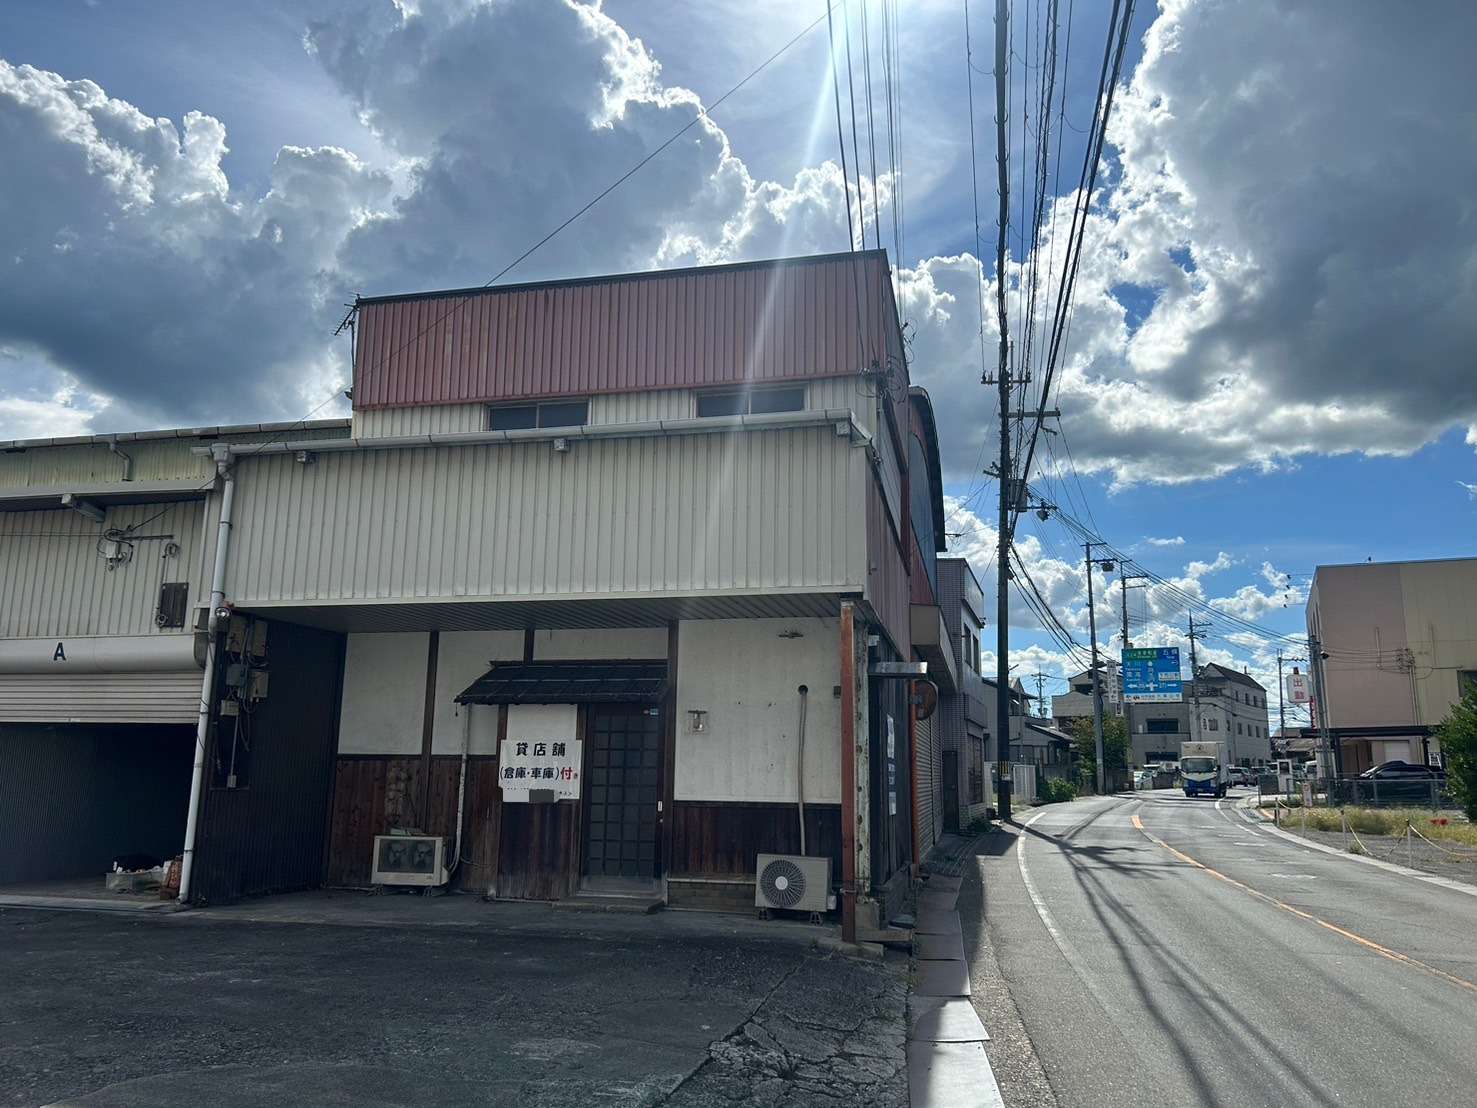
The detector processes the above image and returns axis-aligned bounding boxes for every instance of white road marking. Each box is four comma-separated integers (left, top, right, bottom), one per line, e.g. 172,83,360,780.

1217,797,1477,901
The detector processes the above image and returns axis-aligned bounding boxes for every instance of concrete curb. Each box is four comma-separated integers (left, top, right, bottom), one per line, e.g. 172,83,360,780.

1232,799,1477,900
905,839,1006,1108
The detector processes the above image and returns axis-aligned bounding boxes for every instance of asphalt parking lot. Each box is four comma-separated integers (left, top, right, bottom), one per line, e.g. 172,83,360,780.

0,895,906,1107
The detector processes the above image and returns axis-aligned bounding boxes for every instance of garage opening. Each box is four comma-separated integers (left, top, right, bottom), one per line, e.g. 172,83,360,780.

0,723,195,902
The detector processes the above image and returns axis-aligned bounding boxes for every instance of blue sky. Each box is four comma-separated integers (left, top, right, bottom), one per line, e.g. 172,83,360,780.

1,0,1473,702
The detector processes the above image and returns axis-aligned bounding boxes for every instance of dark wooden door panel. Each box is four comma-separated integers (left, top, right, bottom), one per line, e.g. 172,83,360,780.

585,705,661,879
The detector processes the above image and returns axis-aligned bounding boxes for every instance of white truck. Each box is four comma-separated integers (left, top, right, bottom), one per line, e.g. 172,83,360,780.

1180,741,1229,799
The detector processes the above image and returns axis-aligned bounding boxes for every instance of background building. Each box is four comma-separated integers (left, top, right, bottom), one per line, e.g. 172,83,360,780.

1307,557,1477,773
1127,663,1271,768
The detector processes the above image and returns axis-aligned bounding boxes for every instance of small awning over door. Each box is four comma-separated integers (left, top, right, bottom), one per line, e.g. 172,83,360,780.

455,660,667,705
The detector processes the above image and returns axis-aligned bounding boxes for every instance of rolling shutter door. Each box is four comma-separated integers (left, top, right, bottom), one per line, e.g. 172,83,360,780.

0,672,201,724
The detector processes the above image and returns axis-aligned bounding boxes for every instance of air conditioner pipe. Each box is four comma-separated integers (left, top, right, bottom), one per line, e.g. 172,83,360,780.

450,705,471,879
178,445,234,904
796,685,809,856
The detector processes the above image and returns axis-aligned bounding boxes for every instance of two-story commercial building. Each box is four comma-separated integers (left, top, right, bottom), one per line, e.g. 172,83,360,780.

0,250,948,943
1128,663,1271,768
1307,557,1477,773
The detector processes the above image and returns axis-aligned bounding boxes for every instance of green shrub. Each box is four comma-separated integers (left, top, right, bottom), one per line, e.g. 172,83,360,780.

1435,684,1477,821
1039,778,1078,804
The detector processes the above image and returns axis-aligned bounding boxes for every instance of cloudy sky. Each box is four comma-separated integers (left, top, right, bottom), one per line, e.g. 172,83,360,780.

3,0,1474,708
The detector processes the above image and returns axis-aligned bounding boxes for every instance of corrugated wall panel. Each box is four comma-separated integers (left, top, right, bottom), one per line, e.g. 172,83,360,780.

0,500,207,638
866,480,910,655
0,672,201,723
589,390,692,424
0,425,350,488
354,252,893,408
350,405,485,438
227,427,868,607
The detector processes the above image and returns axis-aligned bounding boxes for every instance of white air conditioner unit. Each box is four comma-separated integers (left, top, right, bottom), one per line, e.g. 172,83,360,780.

755,853,831,914
371,834,447,887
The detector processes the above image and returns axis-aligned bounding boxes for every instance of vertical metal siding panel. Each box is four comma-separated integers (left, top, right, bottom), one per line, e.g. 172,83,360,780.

0,502,203,639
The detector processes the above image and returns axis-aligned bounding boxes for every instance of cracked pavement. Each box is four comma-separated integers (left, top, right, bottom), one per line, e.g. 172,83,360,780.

663,952,908,1106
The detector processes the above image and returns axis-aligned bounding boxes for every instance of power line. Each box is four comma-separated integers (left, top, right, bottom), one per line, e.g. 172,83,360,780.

1014,0,1136,535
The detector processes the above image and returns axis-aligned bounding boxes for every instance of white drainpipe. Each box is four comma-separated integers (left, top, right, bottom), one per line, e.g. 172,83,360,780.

178,444,236,904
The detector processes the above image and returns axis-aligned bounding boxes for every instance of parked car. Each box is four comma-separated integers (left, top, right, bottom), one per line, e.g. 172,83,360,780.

1358,760,1442,780
1228,766,1254,787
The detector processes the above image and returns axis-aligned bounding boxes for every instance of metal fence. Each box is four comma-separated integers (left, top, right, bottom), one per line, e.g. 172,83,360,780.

1258,775,1458,811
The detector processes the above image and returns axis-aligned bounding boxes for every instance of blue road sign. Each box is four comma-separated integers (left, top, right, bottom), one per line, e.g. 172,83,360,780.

1122,647,1183,702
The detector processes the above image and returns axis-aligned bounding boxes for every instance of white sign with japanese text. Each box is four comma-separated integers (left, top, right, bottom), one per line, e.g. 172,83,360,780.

499,735,581,802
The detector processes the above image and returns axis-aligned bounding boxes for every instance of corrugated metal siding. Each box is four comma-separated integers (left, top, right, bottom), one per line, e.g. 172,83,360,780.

0,672,201,723
0,501,206,638
589,389,692,423
809,376,875,434
0,425,350,488
351,380,872,438
351,404,485,438
866,480,910,655
228,427,868,605
354,252,892,408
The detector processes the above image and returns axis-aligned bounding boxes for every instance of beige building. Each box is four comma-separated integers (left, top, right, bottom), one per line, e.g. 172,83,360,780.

1306,557,1477,774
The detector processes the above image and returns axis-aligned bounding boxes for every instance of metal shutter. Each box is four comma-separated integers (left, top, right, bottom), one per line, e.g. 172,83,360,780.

0,672,200,724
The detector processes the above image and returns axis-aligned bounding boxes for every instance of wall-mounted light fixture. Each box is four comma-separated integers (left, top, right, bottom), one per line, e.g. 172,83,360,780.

686,709,708,734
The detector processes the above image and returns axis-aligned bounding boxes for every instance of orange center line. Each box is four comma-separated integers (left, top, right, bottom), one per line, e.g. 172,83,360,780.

1129,812,1477,995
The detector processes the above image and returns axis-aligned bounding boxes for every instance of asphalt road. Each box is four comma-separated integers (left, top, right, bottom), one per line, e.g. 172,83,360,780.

965,789,1477,1108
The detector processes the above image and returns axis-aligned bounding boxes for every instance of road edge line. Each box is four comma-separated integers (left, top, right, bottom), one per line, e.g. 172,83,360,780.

1130,811,1477,995
1225,800,1477,901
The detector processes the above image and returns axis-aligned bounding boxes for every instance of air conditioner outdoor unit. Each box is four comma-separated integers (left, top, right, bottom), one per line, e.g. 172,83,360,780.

371,834,447,887
755,853,831,914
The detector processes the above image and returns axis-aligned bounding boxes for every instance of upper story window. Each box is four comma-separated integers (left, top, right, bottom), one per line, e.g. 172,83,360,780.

488,399,589,431
696,386,805,418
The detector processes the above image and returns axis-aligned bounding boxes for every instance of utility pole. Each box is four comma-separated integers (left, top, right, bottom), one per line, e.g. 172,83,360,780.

1187,614,1208,747
1118,574,1148,761
1033,672,1048,719
1083,542,1109,795
1309,635,1338,781
991,0,1014,822
1277,652,1287,744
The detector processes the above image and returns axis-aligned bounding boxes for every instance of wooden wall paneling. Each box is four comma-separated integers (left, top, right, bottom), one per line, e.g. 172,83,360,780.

669,801,843,880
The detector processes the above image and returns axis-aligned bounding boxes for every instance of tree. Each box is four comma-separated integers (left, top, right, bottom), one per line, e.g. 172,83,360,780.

1434,684,1477,820
1070,715,1128,792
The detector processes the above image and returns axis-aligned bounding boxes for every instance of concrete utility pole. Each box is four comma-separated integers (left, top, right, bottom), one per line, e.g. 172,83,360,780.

1309,635,1338,780
1083,542,1110,795
1118,574,1148,751
1034,672,1048,719
1187,614,1207,747
990,0,1014,823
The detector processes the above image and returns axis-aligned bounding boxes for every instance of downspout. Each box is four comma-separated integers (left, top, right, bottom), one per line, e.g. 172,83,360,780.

107,435,133,481
178,444,235,904
796,685,809,856
839,604,857,944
